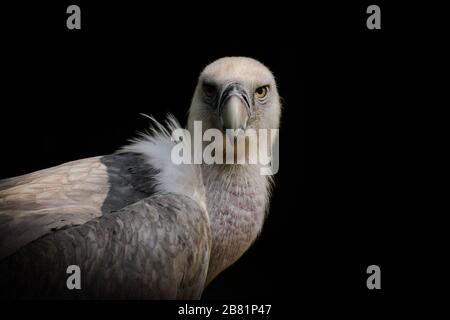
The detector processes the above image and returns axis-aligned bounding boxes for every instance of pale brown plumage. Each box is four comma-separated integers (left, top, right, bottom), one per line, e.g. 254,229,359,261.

0,57,281,299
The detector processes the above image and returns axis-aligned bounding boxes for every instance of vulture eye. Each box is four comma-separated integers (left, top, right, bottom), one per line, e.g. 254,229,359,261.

255,86,269,100
203,83,216,98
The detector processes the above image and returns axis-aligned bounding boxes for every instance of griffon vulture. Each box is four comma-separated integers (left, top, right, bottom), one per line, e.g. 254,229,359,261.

0,57,281,299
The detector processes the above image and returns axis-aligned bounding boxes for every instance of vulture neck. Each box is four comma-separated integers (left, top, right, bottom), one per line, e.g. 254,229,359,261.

202,163,271,285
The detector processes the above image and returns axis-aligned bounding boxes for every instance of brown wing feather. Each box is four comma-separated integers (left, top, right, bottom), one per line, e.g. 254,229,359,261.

0,153,158,260
0,193,211,299
0,156,109,260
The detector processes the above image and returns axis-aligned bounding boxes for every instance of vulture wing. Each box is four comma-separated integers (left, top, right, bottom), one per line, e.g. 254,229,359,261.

0,116,209,298
0,193,211,299
0,153,157,261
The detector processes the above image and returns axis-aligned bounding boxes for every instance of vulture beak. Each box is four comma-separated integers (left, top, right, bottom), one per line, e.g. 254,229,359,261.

219,83,251,132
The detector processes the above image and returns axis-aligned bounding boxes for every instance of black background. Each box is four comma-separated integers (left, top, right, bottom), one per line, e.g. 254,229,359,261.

0,0,439,316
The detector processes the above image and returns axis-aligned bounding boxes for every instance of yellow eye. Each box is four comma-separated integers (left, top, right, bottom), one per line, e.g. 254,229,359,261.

255,86,269,100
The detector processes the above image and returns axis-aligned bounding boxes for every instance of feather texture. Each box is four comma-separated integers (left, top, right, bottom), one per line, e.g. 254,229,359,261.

0,56,281,299
0,193,210,299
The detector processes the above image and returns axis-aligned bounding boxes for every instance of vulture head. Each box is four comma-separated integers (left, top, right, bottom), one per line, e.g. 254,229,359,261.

188,57,281,162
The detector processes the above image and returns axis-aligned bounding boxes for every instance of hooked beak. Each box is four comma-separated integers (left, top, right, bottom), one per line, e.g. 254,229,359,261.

219,83,251,132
